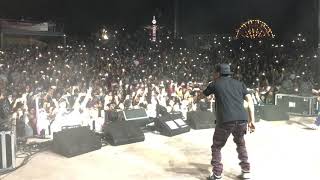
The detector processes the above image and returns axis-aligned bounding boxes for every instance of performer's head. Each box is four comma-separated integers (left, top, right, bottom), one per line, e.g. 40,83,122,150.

214,64,233,80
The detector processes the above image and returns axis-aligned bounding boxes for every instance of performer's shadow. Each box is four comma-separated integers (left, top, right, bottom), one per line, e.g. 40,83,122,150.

165,162,239,179
165,162,210,179
286,120,314,130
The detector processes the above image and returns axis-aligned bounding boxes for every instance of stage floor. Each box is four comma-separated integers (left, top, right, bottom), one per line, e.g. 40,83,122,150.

1,116,320,180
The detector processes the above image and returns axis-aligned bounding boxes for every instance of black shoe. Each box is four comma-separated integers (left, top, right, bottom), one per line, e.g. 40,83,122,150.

207,173,222,180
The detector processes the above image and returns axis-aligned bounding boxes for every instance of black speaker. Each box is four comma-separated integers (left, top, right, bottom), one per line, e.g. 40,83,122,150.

119,109,150,127
260,105,289,121
0,132,15,170
103,121,145,146
187,111,216,130
277,95,315,116
52,126,102,158
105,110,120,122
254,105,261,122
275,95,290,112
155,115,190,137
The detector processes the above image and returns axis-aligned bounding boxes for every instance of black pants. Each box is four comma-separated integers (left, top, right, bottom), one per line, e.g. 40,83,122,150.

211,120,250,176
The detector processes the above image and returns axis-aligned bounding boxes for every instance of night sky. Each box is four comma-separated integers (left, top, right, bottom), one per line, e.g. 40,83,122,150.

0,0,173,34
180,0,316,39
0,0,317,39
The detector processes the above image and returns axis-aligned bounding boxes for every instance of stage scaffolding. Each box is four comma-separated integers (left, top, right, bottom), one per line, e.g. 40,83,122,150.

0,19,66,48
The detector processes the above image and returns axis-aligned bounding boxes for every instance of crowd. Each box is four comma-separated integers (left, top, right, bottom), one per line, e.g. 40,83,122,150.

0,27,319,137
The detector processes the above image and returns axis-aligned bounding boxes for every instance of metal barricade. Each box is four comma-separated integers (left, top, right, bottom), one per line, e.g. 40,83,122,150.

275,94,319,116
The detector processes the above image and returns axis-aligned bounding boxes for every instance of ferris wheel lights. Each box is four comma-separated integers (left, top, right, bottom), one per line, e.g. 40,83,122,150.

236,20,274,39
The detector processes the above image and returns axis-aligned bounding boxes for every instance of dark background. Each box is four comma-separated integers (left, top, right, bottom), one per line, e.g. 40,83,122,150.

0,0,317,40
180,0,317,40
0,0,173,34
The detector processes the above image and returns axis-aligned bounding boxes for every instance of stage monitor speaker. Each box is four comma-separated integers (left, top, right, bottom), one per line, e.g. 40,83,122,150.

187,111,216,130
103,121,145,146
120,109,150,127
260,105,289,121
0,131,15,170
155,115,190,137
254,105,261,122
52,126,102,158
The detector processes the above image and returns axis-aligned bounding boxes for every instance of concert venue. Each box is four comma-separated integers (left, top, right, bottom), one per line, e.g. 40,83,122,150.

0,0,319,179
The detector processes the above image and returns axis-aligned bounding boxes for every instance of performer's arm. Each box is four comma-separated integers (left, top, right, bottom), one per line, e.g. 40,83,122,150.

245,94,256,133
195,82,215,102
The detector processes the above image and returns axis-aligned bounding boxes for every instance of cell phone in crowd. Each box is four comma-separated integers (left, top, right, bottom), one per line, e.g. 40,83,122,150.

72,86,79,94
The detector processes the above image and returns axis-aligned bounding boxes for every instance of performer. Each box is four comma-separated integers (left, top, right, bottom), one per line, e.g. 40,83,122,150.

196,64,255,180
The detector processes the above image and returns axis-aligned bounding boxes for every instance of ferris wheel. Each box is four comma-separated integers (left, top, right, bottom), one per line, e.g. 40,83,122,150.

236,20,275,39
